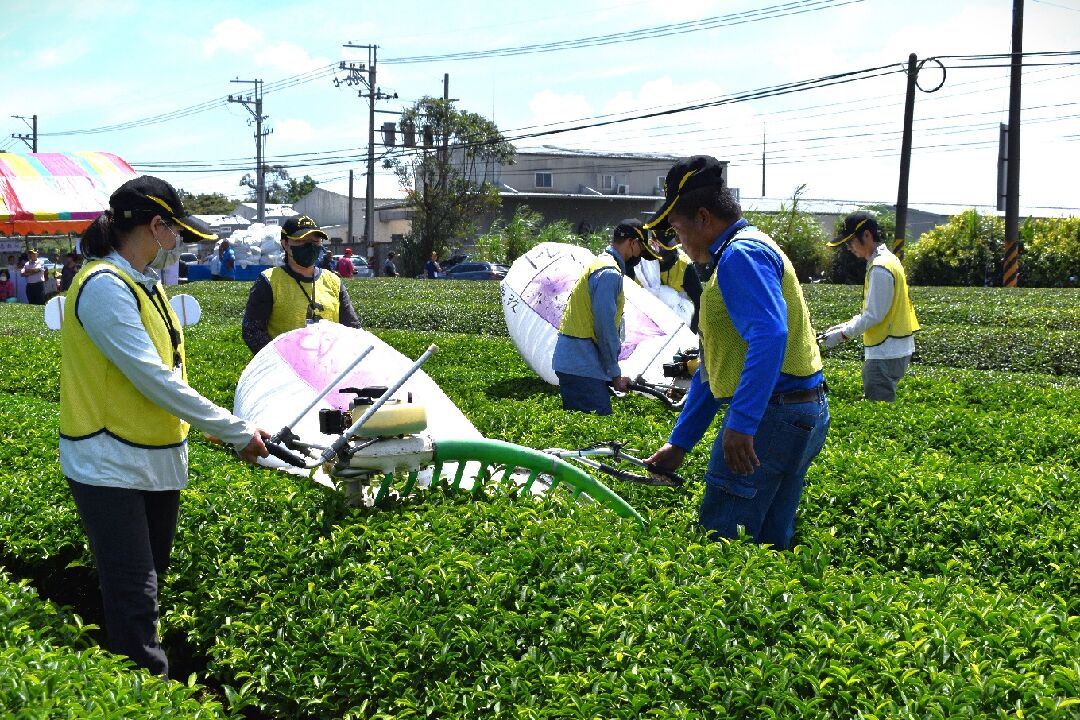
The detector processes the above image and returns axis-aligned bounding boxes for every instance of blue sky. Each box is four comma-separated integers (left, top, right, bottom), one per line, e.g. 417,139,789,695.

3,0,1078,214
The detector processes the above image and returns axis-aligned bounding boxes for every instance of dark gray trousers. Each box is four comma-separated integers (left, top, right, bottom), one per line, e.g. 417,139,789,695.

862,355,912,402
67,479,180,677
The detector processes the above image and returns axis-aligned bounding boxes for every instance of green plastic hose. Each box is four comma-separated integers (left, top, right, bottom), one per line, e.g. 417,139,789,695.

432,438,645,527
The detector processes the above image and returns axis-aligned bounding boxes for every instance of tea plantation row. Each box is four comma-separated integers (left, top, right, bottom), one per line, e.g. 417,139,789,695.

0,280,1076,718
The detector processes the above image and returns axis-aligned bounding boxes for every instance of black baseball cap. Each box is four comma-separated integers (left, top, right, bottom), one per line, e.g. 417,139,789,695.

641,217,679,260
644,155,726,230
110,176,216,241
281,215,328,242
829,212,880,247
613,218,647,243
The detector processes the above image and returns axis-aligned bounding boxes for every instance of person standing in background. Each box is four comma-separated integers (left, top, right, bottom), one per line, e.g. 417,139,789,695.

821,212,920,402
383,252,398,277
217,240,235,281
60,253,80,292
336,248,356,278
241,215,362,355
424,252,442,279
0,269,15,302
21,248,46,305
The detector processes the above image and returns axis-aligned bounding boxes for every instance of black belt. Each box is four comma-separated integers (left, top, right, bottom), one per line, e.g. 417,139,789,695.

769,383,827,405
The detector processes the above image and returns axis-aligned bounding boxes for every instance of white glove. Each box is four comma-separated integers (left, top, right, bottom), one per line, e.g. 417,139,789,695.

822,327,847,349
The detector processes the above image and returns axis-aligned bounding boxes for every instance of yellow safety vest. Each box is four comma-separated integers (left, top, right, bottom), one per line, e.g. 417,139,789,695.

863,250,920,346
699,230,821,398
60,261,189,447
659,248,694,294
559,253,624,340
265,267,342,339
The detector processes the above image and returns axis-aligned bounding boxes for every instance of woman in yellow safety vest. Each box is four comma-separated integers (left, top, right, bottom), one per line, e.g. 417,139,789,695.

59,176,269,677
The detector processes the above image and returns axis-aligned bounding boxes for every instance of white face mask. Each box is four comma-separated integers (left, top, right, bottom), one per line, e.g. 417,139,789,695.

149,223,183,270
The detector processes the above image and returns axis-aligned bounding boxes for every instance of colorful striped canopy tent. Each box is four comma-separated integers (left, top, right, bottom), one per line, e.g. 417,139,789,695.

0,152,138,236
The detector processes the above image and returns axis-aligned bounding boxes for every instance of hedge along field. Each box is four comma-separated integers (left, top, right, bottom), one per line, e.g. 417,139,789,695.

0,280,1077,719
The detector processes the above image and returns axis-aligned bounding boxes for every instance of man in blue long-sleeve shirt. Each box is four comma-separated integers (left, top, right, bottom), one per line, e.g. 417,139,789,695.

645,156,830,549
551,220,645,415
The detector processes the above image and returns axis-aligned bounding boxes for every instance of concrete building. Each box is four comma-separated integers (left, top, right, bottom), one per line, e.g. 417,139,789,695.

191,214,251,240
231,203,299,227
475,148,713,233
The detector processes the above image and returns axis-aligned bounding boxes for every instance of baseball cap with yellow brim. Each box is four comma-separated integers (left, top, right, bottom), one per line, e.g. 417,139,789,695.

641,217,680,260
109,176,217,242
281,215,329,242
827,212,879,247
643,155,727,231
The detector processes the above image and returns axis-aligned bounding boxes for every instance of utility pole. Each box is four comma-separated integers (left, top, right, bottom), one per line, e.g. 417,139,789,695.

228,80,270,223
894,53,918,262
338,44,397,248
760,125,766,197
440,73,451,194
347,169,354,247
11,114,38,152
1003,0,1024,288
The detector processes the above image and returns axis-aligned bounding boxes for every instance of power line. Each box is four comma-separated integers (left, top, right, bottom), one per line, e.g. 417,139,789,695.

383,0,865,64
129,69,1079,175
38,64,338,137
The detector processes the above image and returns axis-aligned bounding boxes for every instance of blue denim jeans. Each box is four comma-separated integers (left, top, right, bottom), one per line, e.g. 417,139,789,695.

556,371,613,415
699,395,830,549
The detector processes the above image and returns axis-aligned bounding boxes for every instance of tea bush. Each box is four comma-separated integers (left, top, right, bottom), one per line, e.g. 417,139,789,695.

0,281,1077,718
0,570,231,718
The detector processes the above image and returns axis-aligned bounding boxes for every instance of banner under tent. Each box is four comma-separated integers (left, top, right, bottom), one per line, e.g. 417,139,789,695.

0,152,138,236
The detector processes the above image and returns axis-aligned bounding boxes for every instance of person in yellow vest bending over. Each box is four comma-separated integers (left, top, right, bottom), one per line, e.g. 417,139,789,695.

60,176,270,677
242,215,362,354
551,219,645,415
644,156,830,550
821,212,920,402
637,217,703,333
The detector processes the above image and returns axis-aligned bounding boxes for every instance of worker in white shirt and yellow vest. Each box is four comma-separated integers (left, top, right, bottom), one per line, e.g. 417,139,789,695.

822,212,920,402
60,176,269,677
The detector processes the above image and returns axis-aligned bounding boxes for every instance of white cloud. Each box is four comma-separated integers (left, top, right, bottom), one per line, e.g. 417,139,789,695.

528,89,594,127
203,18,263,57
252,41,329,74
272,118,316,145
202,19,329,74
30,40,88,69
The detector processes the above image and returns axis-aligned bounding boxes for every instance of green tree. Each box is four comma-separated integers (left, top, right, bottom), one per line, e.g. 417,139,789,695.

178,190,238,215
825,206,896,285
385,97,515,276
471,208,608,265
906,209,1003,286
1017,216,1080,287
239,166,318,204
472,206,543,264
744,185,829,281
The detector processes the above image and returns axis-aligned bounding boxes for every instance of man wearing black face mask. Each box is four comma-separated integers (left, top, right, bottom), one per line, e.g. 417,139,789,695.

550,219,644,415
241,215,362,354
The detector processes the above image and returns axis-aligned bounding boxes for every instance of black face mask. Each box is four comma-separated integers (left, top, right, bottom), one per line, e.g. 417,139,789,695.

289,242,322,268
626,254,642,270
